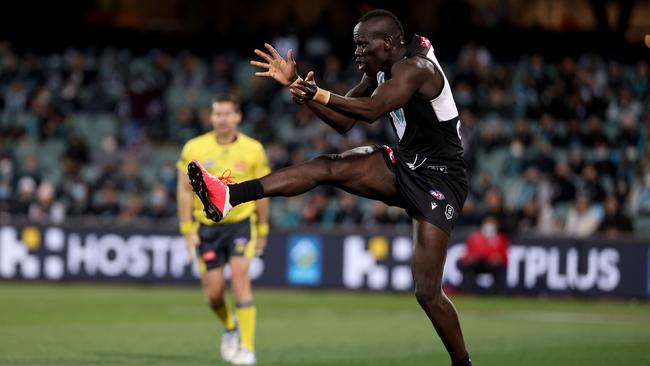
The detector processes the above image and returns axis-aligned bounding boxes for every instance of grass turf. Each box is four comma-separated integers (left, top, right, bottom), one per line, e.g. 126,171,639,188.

0,282,648,365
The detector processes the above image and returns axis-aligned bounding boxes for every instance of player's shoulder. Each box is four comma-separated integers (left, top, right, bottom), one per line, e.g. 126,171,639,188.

394,55,433,74
183,132,213,148
237,133,265,150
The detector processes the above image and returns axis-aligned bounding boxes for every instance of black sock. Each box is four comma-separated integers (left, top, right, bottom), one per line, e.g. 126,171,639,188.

452,354,471,366
229,180,264,207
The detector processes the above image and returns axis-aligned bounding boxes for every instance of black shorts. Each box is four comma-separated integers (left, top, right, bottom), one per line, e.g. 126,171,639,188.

197,218,253,271
377,145,468,235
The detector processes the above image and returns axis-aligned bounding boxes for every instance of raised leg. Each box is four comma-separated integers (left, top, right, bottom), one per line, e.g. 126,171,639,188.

260,145,403,206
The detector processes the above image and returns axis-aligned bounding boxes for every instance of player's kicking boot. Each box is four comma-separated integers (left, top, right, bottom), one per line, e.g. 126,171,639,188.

187,160,232,222
221,328,239,362
230,348,257,365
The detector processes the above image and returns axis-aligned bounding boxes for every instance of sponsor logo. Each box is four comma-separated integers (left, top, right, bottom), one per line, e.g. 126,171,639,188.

234,237,248,254
445,244,622,293
419,36,431,48
431,202,438,210
202,250,216,261
234,161,247,171
0,226,265,282
426,165,448,173
429,190,445,200
445,204,454,220
343,235,413,291
287,235,322,286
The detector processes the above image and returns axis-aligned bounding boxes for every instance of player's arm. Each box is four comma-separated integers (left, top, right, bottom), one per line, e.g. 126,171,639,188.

300,73,375,134
293,59,425,122
177,168,199,261
250,43,375,134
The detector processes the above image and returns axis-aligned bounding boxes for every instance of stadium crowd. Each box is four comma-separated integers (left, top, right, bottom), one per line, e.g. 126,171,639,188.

0,39,648,237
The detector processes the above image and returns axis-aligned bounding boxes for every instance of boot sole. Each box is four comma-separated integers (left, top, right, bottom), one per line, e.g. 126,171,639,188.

187,161,224,222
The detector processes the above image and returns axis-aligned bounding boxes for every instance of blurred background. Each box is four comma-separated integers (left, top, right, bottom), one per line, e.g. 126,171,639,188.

0,0,649,236
0,1,649,365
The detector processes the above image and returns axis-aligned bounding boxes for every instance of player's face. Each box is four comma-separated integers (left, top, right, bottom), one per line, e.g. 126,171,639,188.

211,101,241,138
353,22,387,77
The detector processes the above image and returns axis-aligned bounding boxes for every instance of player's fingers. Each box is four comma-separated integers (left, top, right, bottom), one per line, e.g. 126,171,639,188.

291,95,306,105
305,71,314,82
287,49,295,63
255,71,271,77
264,43,283,59
250,60,270,69
289,87,305,98
291,83,312,96
254,49,273,63
297,80,317,93
185,244,196,264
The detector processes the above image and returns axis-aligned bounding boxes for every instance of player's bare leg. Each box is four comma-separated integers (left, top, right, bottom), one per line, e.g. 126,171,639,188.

202,267,239,362
188,145,403,222
229,256,257,365
260,146,402,205
411,219,470,365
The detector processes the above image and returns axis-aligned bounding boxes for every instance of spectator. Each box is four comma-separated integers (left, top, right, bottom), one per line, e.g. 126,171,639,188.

0,156,14,211
459,216,509,294
28,181,65,224
578,164,607,203
507,166,541,210
564,195,602,238
550,162,577,204
11,176,36,216
363,201,395,230
598,195,633,238
516,199,540,234
93,182,121,219
146,183,172,219
116,157,145,195
119,194,147,224
484,188,517,235
335,192,363,227
630,171,650,215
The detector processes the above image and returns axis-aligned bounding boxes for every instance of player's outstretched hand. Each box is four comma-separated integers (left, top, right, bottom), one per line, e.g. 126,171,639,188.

289,71,317,103
250,43,298,86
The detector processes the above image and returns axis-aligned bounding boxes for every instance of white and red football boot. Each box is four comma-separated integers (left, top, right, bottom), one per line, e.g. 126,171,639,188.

187,160,233,222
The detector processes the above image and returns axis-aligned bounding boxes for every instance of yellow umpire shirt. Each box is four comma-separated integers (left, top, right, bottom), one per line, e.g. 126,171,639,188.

177,132,270,226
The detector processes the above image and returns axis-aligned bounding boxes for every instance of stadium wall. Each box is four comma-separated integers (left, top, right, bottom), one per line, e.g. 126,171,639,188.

0,225,647,299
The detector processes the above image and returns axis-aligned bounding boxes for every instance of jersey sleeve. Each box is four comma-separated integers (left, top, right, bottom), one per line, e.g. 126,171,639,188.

252,143,270,178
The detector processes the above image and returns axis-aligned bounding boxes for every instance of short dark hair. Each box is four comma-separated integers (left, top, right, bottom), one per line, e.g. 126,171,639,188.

212,94,241,112
358,9,405,42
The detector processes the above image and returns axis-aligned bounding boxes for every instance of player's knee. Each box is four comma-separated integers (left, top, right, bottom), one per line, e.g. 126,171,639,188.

311,154,341,177
207,294,225,309
414,287,443,307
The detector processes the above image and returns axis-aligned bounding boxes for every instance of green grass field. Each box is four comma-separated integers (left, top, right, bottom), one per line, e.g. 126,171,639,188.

0,282,648,366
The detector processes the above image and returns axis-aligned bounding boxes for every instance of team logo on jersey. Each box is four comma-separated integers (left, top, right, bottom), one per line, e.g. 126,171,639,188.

431,202,438,210
406,154,426,170
429,190,445,200
419,37,431,48
445,204,454,220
